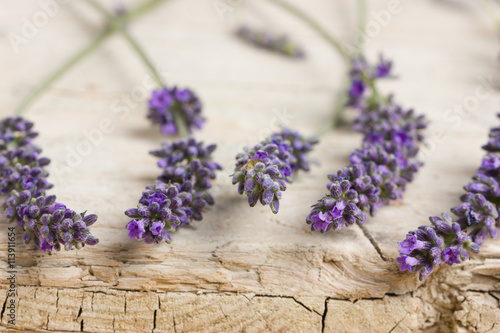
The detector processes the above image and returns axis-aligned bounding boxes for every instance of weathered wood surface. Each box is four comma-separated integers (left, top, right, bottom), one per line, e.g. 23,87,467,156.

0,0,499,331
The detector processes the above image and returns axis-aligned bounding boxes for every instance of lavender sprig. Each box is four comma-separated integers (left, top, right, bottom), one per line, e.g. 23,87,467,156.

148,86,205,136
308,55,428,233
125,138,221,244
0,116,99,252
397,117,500,280
236,26,305,59
232,128,318,214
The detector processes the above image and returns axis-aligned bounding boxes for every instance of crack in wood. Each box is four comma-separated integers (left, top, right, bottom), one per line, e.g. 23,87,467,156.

321,298,328,333
388,312,408,333
152,309,157,333
76,306,83,332
46,313,50,330
55,289,59,314
0,293,7,323
486,323,498,333
489,291,500,302
253,294,321,316
173,311,177,333
357,223,388,261
1,283,498,332
219,304,229,322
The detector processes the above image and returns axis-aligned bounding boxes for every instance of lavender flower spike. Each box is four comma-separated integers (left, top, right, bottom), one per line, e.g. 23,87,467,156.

232,128,318,214
398,118,500,280
126,138,221,243
309,55,427,233
0,116,99,252
236,25,306,59
147,86,205,135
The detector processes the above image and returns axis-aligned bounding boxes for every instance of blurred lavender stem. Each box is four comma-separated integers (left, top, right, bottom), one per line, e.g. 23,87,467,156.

14,29,112,115
266,0,349,62
316,0,368,134
480,0,500,30
13,0,170,116
356,0,367,54
85,0,189,138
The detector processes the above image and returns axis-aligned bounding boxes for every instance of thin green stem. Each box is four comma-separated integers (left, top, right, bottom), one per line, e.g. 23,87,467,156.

366,76,381,103
14,0,168,116
479,0,500,30
355,0,367,54
266,0,349,62
85,0,113,20
119,29,165,86
123,0,168,21
14,28,113,115
171,106,188,138
84,0,164,86
85,0,165,87
118,20,189,138
84,0,189,138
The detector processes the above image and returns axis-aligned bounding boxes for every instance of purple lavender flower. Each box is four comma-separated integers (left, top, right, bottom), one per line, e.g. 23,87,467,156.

0,116,99,252
127,219,145,239
451,193,498,243
126,138,221,243
347,55,394,108
397,212,481,281
374,55,392,78
442,247,461,265
309,55,427,234
236,25,306,59
4,189,99,251
397,119,500,280
147,86,205,135
397,226,444,281
307,163,379,231
349,80,365,100
477,153,500,178
482,114,500,152
232,128,318,214
150,137,222,191
125,181,197,244
397,233,424,255
0,116,38,149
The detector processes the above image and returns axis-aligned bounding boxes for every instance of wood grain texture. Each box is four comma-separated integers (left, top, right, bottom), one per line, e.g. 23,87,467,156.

0,0,499,331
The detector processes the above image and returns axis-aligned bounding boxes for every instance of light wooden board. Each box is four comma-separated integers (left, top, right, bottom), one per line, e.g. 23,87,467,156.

0,0,499,331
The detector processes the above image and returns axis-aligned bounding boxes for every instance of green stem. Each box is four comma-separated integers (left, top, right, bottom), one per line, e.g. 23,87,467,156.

85,0,189,138
85,0,113,19
123,0,169,21
119,25,189,138
14,28,112,115
365,75,384,107
14,0,168,116
85,0,165,86
355,0,367,54
171,106,188,138
266,0,349,62
479,0,500,30
119,29,165,86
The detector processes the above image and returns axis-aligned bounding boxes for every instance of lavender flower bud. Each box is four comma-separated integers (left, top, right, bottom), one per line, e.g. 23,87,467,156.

85,235,99,246
233,128,317,214
147,86,204,135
